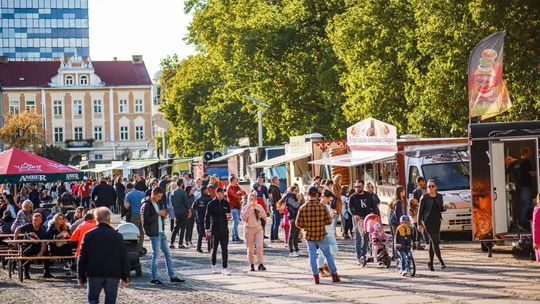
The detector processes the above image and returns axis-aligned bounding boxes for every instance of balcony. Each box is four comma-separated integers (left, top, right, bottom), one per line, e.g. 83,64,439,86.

65,139,94,149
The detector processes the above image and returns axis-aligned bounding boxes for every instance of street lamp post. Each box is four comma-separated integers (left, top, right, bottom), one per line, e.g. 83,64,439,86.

245,95,270,147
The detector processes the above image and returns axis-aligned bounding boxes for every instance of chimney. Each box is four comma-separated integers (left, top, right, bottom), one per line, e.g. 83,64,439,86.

0,56,8,64
132,55,143,63
113,57,117,61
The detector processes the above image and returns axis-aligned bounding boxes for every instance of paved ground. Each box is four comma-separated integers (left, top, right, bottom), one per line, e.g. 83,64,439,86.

1,216,539,304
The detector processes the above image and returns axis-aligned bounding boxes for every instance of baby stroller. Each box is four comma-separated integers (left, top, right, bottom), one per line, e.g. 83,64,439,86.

116,222,142,277
361,214,392,268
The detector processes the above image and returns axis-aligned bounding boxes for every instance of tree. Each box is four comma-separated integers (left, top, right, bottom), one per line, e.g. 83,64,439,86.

37,145,70,165
161,0,348,157
0,111,45,152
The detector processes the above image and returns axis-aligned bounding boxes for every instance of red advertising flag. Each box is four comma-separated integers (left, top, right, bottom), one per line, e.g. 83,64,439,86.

468,31,512,120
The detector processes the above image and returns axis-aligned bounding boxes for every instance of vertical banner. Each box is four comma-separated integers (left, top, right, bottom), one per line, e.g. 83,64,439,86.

468,31,512,120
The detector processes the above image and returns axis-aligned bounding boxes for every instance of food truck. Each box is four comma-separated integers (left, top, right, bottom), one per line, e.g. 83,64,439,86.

310,118,472,232
250,135,319,192
207,146,285,192
469,120,538,257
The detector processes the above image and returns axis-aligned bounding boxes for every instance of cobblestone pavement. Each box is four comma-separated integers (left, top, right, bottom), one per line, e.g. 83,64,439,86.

1,215,539,304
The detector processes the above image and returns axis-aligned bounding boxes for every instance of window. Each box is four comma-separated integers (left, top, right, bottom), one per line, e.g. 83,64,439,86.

25,100,35,112
54,127,63,143
9,100,19,114
119,99,128,113
93,100,102,114
79,75,88,85
94,126,103,141
135,126,144,140
120,126,129,141
74,127,83,140
94,154,103,160
53,100,63,116
408,166,420,195
73,100,83,116
65,75,74,85
134,99,143,112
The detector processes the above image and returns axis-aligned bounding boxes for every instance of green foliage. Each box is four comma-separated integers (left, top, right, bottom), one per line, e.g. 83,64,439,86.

161,0,540,156
38,145,70,165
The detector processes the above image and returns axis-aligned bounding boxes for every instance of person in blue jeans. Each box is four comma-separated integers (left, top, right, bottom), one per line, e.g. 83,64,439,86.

395,215,413,276
295,186,341,284
141,187,185,285
348,180,379,264
77,207,129,304
268,176,282,242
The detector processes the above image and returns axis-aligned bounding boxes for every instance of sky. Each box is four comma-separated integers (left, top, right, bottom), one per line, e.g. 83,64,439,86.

88,0,196,78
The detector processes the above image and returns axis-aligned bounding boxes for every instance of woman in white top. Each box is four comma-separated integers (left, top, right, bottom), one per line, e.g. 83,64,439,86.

241,192,267,271
317,189,339,276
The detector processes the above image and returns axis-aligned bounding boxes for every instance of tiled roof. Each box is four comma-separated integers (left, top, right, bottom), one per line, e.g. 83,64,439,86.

0,59,151,88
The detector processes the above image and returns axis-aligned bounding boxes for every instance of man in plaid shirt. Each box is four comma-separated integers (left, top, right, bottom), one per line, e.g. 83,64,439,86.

296,186,341,284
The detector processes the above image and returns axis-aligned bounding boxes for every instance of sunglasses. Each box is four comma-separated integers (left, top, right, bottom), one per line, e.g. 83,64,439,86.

428,185,436,188
354,186,363,189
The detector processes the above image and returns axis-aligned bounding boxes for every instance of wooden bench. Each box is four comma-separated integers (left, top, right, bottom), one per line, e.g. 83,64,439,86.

4,239,76,282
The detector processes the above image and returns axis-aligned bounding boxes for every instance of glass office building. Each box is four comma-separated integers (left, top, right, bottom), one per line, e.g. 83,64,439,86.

0,0,89,61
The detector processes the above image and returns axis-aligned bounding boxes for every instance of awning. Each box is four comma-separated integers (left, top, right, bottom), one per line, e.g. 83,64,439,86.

403,143,468,158
83,163,125,173
115,160,159,170
309,152,396,167
249,152,311,169
209,148,247,163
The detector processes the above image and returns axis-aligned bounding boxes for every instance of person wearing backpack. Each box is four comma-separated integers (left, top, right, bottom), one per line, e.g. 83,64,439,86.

389,186,406,260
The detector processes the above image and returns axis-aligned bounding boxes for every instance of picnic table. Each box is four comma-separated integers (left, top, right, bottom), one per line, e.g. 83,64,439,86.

4,239,76,282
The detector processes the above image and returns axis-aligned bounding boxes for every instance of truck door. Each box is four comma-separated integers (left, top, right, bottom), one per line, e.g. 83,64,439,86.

489,141,508,235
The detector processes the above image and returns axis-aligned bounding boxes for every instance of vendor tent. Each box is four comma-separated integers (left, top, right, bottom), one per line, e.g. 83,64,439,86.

0,147,83,183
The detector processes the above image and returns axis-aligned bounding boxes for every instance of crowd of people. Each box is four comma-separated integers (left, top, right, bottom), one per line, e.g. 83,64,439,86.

1,170,539,304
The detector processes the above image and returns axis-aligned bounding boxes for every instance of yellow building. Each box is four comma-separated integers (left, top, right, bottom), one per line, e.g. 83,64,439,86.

0,55,153,163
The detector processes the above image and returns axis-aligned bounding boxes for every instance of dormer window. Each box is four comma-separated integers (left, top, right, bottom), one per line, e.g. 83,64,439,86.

65,75,74,85
80,75,88,85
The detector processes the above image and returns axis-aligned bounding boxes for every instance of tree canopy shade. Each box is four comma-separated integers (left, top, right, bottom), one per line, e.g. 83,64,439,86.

160,0,540,157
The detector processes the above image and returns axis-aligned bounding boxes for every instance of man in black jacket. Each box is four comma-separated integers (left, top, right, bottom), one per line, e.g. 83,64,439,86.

268,176,282,242
141,187,184,285
91,177,117,209
205,187,231,275
78,207,129,304
348,180,380,263
193,186,212,253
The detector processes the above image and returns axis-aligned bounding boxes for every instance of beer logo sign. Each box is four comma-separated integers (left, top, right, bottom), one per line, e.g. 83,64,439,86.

13,163,42,172
19,175,47,182
65,173,80,180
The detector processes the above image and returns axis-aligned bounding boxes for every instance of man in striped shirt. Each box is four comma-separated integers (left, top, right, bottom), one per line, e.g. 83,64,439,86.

296,186,341,284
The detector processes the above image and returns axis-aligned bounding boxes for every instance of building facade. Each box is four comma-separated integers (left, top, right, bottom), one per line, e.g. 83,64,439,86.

0,55,153,163
0,0,89,61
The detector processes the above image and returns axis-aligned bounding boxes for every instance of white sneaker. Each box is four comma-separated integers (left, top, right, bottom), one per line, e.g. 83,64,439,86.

297,250,306,256
222,268,231,276
401,271,407,276
212,265,220,274
289,252,299,257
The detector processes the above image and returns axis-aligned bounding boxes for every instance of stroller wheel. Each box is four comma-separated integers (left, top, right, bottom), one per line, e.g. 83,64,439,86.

360,256,367,267
384,256,392,268
139,247,147,256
